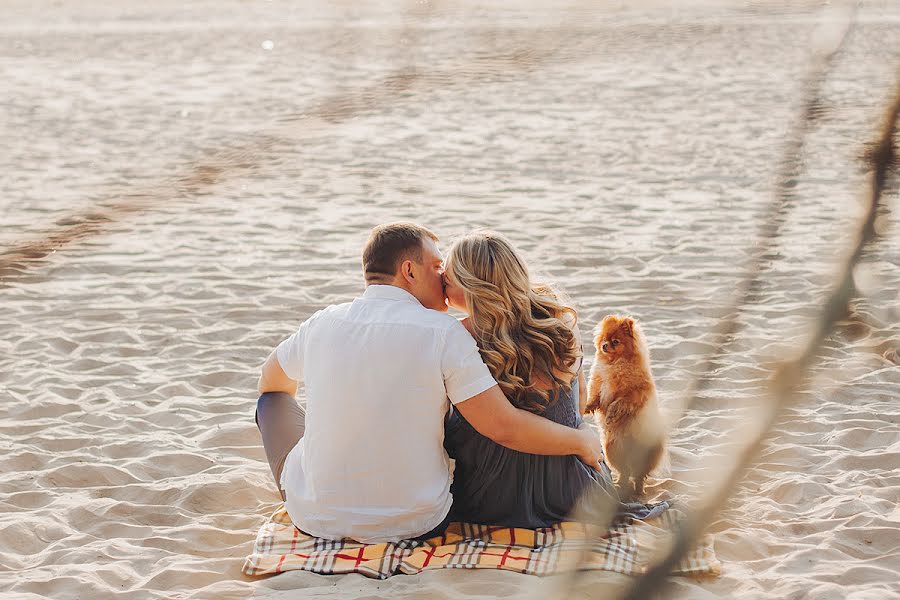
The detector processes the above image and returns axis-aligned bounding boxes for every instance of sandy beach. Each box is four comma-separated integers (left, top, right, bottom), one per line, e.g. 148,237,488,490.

1,1,899,598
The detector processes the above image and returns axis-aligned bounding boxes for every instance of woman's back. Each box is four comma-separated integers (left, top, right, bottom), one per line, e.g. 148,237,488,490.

445,376,618,528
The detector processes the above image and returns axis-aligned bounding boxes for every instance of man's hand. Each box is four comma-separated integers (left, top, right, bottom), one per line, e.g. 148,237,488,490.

575,424,605,469
258,350,298,396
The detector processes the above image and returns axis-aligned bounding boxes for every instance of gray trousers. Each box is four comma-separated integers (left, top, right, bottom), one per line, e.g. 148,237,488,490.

254,392,306,501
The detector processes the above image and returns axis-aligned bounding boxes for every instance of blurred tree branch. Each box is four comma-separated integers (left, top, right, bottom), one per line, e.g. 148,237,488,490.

615,75,899,600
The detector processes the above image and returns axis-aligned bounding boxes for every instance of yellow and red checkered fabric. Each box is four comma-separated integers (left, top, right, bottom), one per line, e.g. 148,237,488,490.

242,505,720,580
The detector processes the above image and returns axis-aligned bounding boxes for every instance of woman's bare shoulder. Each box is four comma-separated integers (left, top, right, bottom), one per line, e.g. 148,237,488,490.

459,316,475,335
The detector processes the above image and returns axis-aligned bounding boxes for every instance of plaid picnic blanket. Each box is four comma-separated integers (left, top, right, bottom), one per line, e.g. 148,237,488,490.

242,504,720,580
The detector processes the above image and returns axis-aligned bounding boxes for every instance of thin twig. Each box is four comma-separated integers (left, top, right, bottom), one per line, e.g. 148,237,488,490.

669,5,856,424
616,77,900,600
550,7,859,599
548,5,853,600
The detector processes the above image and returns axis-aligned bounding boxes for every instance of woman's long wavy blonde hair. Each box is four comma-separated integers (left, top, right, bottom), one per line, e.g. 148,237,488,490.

445,231,580,412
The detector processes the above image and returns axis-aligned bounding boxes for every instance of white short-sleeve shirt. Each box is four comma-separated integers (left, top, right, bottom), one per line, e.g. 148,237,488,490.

275,285,496,543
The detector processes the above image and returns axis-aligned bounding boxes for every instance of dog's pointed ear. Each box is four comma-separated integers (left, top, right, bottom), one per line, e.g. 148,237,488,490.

622,317,635,338
593,317,608,343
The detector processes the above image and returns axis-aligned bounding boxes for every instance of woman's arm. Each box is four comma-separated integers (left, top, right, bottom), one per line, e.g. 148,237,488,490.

578,366,588,415
561,309,588,413
585,362,604,414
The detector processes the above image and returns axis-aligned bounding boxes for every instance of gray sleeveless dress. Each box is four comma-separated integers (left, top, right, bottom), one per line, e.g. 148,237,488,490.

444,377,669,528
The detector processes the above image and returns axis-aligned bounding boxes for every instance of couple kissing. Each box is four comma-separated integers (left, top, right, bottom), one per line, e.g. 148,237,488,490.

254,222,666,544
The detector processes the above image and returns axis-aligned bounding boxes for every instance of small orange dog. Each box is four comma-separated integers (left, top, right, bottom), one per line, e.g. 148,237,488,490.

586,315,665,499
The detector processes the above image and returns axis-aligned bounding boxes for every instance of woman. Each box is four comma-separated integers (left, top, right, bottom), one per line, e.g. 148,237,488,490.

442,231,666,528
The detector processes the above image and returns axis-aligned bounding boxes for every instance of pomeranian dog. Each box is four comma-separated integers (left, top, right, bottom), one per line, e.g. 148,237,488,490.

585,315,665,499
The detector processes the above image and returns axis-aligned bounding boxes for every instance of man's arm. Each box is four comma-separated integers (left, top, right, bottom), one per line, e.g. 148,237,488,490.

453,384,604,468
258,350,298,396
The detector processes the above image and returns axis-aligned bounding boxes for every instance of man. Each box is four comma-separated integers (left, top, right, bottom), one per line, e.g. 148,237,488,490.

255,222,604,543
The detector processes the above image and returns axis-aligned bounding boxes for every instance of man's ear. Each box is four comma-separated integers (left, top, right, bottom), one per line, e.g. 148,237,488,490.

400,259,415,283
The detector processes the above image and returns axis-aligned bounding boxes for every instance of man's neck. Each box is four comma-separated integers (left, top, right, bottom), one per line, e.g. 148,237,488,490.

364,279,423,306
365,275,403,289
